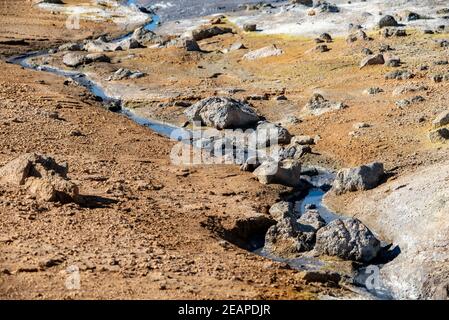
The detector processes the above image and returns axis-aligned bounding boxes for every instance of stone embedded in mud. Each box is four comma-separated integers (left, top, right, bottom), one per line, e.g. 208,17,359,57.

432,111,449,129
58,42,83,52
314,44,330,53
364,87,384,95
85,53,110,63
347,30,369,43
243,45,283,60
180,38,201,51
107,68,145,81
385,57,401,67
292,135,315,145
315,218,381,262
191,26,233,41
62,52,89,67
385,70,415,80
303,93,347,115
360,54,385,68
318,32,333,43
0,153,79,203
253,159,302,188
243,24,257,32
429,128,449,143
35,0,64,3
253,121,292,148
332,162,384,195
290,0,313,7
184,97,260,129
229,42,246,51
378,15,399,28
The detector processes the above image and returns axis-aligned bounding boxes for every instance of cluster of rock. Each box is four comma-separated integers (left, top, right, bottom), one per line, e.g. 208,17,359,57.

263,201,381,263
0,153,79,203
106,68,145,81
59,26,157,56
303,93,347,115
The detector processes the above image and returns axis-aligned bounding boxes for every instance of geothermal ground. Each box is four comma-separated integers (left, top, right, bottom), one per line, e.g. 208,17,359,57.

0,0,448,300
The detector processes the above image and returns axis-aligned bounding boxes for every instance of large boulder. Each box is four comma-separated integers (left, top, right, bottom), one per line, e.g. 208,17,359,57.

0,153,79,203
184,97,260,129
331,162,384,195
315,218,381,262
253,159,302,187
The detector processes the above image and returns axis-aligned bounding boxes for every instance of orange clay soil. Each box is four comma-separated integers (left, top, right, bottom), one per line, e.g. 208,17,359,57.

0,1,356,300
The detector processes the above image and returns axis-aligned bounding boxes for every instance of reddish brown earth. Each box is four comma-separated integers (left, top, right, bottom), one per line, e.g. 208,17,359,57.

0,0,353,300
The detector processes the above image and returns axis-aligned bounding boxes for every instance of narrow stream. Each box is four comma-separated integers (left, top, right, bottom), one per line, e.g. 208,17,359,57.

6,0,397,300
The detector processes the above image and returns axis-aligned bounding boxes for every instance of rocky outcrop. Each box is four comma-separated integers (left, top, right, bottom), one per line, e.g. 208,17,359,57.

184,97,260,129
253,159,302,187
315,218,381,262
331,162,384,195
0,153,79,203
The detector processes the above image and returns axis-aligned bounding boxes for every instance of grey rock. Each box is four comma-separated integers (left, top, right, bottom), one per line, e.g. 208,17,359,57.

298,209,326,231
429,128,449,143
378,15,399,28
385,70,415,80
62,52,89,67
243,24,257,32
269,201,296,222
360,54,385,68
332,162,384,195
184,97,260,129
315,218,381,262
191,26,233,41
303,93,347,115
432,111,449,128
253,159,302,187
254,121,292,147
